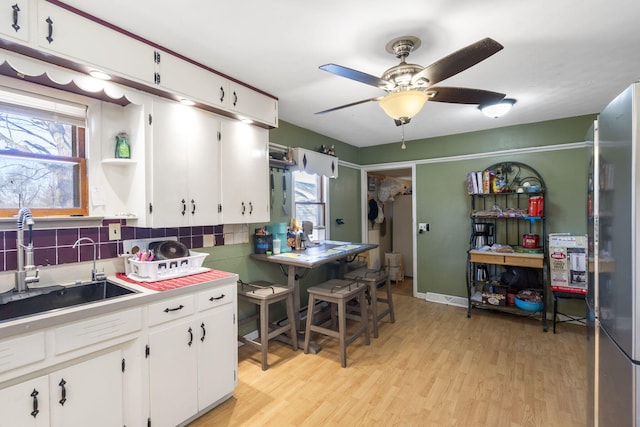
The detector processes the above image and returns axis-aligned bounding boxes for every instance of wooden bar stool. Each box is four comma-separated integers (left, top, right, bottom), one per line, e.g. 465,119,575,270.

237,280,298,370
304,279,370,368
343,267,396,338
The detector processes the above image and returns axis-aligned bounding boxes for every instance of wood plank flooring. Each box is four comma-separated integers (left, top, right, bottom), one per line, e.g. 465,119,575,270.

188,279,587,427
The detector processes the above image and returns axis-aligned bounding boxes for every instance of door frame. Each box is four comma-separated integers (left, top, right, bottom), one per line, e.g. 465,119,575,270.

360,163,417,297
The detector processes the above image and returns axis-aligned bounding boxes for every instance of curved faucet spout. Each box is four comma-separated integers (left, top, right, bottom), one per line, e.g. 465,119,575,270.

73,237,99,281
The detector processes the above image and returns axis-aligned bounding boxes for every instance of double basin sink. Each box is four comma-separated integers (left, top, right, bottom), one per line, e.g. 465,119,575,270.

0,280,138,322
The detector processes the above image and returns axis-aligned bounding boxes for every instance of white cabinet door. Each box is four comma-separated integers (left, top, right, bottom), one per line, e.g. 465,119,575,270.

158,51,230,110
228,82,278,127
0,0,30,43
197,304,236,409
37,2,155,84
219,118,270,224
148,319,198,427
49,350,123,427
148,100,220,227
0,375,50,427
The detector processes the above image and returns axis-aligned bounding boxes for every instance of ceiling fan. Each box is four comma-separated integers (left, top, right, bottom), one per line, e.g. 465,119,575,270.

316,36,507,126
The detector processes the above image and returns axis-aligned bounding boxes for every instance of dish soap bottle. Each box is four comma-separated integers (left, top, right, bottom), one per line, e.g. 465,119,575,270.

115,132,131,159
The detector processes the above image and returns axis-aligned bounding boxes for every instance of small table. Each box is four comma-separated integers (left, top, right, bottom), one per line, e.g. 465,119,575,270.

552,290,587,333
251,240,377,351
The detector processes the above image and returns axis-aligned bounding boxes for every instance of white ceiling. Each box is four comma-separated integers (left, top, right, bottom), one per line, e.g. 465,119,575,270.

61,0,640,147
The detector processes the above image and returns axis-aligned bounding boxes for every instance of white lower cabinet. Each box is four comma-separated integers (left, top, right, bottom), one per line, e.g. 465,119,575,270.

0,350,123,427
148,303,236,427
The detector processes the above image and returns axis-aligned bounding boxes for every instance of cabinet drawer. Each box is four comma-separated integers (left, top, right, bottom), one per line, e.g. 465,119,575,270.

54,308,142,355
0,332,45,373
197,283,235,312
148,294,196,326
469,251,543,268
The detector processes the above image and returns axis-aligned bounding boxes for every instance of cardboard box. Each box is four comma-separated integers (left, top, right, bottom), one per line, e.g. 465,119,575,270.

549,233,588,294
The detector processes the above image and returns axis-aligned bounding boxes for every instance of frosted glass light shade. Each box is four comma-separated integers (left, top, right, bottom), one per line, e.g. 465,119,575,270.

379,91,429,120
479,99,516,118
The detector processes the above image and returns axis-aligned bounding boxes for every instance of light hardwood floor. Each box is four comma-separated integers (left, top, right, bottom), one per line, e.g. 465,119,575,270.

189,279,587,427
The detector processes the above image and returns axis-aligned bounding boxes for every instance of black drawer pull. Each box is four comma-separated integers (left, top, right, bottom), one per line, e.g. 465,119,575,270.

163,304,184,313
209,294,225,302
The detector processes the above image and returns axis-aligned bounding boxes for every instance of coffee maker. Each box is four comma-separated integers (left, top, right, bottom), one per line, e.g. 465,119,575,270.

470,223,494,249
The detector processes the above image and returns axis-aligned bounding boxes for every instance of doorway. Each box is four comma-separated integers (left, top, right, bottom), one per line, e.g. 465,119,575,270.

361,165,416,297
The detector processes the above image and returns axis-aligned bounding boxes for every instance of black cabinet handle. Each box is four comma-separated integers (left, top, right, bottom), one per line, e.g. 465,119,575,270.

232,91,238,107
30,388,39,418
45,16,53,43
11,4,20,32
181,198,186,216
219,86,225,102
200,322,206,342
241,201,246,215
187,327,193,347
154,72,161,85
58,378,67,406
249,201,253,214
209,294,225,302
163,304,184,313
191,199,196,215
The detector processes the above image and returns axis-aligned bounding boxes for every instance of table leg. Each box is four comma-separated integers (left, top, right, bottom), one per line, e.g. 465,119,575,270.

285,264,321,354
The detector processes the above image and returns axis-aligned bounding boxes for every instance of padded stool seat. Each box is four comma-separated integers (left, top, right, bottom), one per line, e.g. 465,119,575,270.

304,279,370,368
237,280,298,370
343,267,396,338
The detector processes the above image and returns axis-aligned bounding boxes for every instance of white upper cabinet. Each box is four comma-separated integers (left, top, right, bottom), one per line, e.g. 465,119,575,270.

293,147,339,178
36,1,155,85
219,118,270,224
0,0,30,42
228,82,278,127
147,100,221,227
156,51,230,110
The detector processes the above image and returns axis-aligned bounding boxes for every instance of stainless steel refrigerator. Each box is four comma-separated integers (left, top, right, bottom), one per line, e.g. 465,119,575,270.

590,82,640,426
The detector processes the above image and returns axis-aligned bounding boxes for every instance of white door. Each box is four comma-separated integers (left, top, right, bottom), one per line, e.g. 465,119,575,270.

0,375,50,427
219,119,269,223
148,320,198,427
197,305,236,409
49,350,123,427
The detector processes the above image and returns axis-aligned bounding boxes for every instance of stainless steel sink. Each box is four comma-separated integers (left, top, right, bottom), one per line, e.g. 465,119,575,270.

0,280,138,322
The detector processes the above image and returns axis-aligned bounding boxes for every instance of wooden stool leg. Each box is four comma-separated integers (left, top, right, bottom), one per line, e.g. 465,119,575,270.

360,290,370,346
286,293,298,351
260,300,269,370
368,282,380,338
338,297,347,368
304,294,316,354
386,277,395,323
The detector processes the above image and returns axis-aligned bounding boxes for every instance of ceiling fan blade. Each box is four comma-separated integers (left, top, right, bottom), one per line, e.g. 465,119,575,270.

411,38,504,86
427,87,506,104
315,97,384,114
320,64,394,90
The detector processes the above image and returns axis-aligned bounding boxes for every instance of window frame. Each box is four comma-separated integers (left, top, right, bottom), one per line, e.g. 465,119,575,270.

292,171,329,240
0,113,88,218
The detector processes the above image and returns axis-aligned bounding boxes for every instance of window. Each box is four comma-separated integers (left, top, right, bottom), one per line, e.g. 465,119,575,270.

0,89,88,217
292,171,327,241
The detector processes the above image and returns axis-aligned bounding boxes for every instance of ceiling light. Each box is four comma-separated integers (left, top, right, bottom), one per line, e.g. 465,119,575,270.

180,98,195,106
479,98,516,118
379,90,429,122
239,117,253,124
88,70,111,80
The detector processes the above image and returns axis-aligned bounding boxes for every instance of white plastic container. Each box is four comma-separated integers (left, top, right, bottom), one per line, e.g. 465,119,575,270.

126,251,208,282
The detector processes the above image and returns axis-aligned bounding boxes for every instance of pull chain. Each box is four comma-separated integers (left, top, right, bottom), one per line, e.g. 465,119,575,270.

401,122,406,150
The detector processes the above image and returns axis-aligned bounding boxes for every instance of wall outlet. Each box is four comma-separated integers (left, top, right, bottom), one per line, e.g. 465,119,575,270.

418,223,428,232
109,223,122,240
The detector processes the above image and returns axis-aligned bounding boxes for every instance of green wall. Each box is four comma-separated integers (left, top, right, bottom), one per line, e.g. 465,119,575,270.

201,114,595,324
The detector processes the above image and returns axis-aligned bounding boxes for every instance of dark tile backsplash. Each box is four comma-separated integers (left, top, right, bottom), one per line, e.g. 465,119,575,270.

0,219,224,272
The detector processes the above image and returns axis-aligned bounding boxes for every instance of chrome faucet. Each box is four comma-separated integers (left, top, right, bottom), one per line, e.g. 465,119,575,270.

73,237,105,282
14,207,39,292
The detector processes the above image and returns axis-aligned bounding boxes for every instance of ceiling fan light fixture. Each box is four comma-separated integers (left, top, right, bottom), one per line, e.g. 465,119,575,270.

379,90,429,121
479,98,516,118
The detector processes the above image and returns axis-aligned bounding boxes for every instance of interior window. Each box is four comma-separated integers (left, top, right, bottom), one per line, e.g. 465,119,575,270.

0,89,88,217
292,171,327,241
